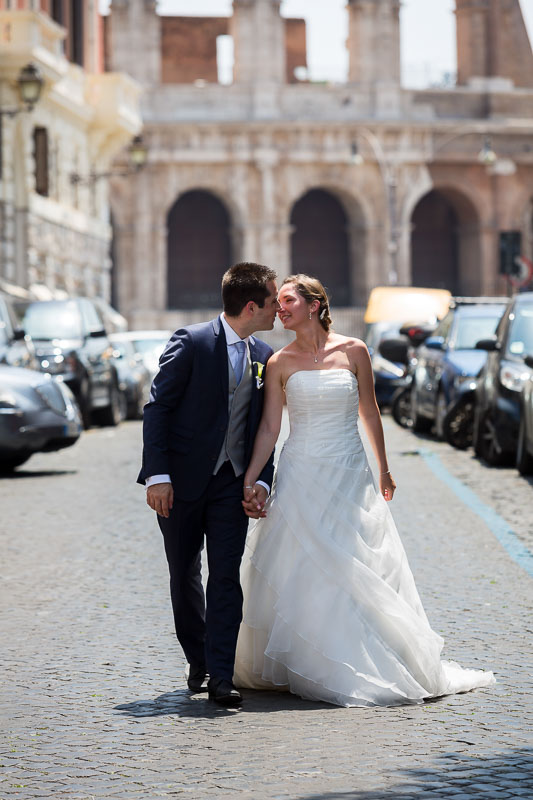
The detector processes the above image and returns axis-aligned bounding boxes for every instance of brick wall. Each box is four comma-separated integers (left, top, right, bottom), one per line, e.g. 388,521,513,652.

161,17,228,84
285,18,307,83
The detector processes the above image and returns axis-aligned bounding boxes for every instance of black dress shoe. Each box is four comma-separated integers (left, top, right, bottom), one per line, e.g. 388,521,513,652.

187,664,208,693
207,677,242,706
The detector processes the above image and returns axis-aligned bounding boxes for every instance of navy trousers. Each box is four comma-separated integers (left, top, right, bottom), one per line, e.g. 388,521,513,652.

157,462,249,681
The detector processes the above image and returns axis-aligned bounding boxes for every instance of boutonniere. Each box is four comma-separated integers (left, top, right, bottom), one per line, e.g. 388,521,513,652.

253,361,265,390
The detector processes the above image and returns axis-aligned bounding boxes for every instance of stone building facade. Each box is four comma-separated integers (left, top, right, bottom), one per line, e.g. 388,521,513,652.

0,0,141,301
106,0,533,331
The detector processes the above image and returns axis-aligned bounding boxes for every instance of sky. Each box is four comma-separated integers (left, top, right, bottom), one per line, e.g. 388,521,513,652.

99,0,533,89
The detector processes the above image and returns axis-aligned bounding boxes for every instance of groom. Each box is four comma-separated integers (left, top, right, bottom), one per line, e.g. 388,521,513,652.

139,262,278,706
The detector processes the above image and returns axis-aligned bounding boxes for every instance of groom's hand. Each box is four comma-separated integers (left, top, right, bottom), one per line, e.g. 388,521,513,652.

147,483,174,518
242,484,268,519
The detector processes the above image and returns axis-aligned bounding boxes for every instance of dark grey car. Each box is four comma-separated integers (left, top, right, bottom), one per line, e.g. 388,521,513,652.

109,334,151,419
0,365,82,472
21,298,122,428
0,293,37,370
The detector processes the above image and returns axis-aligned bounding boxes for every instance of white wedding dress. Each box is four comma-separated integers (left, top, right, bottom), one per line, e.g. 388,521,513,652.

234,368,495,707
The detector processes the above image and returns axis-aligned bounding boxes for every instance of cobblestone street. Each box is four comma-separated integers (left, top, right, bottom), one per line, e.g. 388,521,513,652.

1,415,532,799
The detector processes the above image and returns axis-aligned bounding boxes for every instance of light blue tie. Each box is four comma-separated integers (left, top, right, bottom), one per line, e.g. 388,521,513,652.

233,340,246,384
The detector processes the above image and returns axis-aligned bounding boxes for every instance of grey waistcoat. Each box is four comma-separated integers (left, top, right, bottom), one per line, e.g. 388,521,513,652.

213,349,253,477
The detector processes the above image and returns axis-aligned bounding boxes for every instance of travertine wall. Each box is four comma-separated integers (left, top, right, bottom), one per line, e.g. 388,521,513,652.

105,0,533,330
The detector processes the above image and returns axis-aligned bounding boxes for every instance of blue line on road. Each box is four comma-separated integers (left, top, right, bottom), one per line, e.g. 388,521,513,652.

420,448,533,579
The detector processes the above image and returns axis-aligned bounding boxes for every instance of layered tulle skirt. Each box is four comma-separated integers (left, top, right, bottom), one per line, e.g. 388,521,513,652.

233,441,495,707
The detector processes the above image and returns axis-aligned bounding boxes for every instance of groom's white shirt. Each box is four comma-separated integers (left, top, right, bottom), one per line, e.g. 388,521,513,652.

145,314,270,494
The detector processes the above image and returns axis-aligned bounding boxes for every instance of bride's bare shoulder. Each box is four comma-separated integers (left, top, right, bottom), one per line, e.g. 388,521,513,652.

331,333,368,354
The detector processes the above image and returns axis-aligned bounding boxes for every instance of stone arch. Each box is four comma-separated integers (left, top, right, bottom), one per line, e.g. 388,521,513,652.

167,189,234,309
288,185,368,306
410,187,482,295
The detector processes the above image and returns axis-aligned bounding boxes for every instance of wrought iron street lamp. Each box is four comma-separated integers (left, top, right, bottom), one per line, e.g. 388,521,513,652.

70,134,148,185
0,63,44,180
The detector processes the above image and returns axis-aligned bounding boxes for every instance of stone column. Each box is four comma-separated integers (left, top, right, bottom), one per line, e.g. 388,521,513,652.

347,0,401,85
108,0,161,87
231,0,285,118
346,0,401,117
455,0,490,85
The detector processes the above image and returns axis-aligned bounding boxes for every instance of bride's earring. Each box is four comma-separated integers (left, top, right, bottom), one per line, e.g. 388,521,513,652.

309,311,312,320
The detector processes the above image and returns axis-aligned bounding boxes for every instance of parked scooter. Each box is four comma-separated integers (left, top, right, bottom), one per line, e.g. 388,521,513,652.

379,323,435,430
442,378,477,450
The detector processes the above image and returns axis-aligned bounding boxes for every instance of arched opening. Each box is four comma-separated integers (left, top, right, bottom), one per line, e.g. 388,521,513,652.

167,190,232,309
290,189,351,306
410,188,480,295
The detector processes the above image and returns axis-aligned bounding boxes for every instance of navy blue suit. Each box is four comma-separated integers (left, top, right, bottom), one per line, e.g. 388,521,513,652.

139,316,274,679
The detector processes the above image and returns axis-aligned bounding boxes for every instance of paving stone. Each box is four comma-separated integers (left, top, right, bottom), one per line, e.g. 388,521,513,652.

0,418,532,799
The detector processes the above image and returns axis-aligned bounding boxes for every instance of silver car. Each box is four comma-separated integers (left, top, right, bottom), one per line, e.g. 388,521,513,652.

0,365,82,472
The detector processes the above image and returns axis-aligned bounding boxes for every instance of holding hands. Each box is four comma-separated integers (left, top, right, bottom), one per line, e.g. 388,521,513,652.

242,483,268,519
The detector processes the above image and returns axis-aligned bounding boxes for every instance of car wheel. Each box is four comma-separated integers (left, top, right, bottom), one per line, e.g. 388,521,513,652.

78,376,92,429
516,415,533,475
443,396,475,450
473,410,505,466
410,387,432,433
94,382,122,427
391,386,413,429
434,389,447,441
0,453,32,473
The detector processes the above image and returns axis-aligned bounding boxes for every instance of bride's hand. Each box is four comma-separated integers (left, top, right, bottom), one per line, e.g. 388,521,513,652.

242,483,268,519
380,472,396,502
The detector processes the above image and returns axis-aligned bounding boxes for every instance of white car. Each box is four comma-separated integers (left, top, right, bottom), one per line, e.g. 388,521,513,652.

111,330,172,380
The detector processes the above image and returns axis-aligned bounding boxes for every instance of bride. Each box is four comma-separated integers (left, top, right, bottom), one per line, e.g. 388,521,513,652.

233,274,495,707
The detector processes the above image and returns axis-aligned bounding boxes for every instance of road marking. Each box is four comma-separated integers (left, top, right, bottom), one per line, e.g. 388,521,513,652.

420,448,533,579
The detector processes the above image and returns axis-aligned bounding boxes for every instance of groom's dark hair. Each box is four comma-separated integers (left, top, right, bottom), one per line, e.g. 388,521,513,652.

222,262,277,317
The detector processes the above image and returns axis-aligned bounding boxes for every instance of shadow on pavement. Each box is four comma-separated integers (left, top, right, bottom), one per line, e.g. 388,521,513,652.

114,688,333,719
292,747,533,798
0,468,77,479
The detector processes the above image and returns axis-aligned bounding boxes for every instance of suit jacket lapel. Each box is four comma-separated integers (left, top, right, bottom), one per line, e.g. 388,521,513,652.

248,339,260,412
213,316,229,405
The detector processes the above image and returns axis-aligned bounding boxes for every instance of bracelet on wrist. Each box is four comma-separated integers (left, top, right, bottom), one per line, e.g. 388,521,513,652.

380,470,391,476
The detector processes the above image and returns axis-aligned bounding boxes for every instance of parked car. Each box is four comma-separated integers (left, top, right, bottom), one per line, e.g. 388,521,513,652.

474,292,533,465
0,365,82,472
21,298,122,428
378,323,436,428
109,333,151,419
410,298,507,436
119,330,172,380
516,355,533,475
0,293,37,370
364,287,451,406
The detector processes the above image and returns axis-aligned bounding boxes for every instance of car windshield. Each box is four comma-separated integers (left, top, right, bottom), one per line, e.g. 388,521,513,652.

110,340,129,358
453,314,502,350
23,301,82,340
132,338,168,357
506,305,533,357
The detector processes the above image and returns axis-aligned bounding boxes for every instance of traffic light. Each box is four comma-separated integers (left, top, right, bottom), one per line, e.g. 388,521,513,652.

499,231,522,277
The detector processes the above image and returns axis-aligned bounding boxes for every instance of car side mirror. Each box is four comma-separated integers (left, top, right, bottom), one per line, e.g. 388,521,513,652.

424,336,445,351
524,355,533,369
378,337,409,365
475,337,500,352
12,327,26,341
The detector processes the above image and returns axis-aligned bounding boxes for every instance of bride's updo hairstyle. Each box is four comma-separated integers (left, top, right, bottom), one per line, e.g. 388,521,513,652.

282,274,332,332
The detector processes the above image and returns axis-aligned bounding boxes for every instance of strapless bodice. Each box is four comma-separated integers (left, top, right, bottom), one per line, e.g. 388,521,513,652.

283,368,363,457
